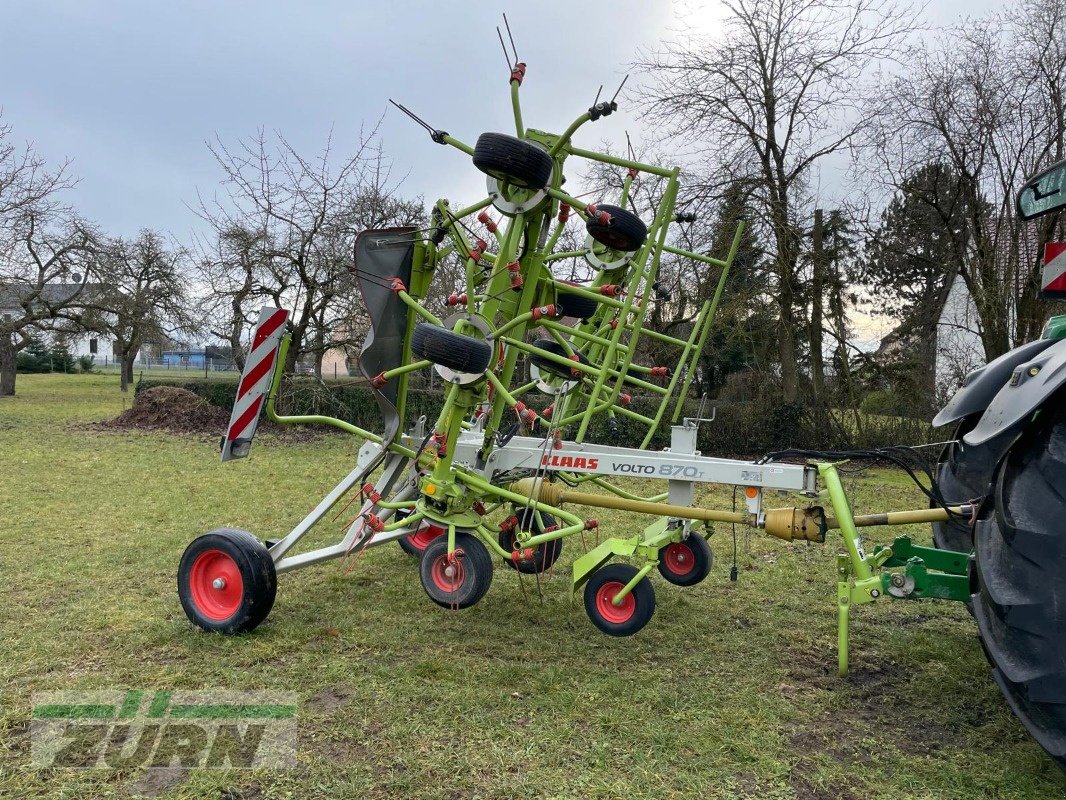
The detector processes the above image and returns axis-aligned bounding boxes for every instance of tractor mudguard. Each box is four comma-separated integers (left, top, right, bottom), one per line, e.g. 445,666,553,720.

354,227,417,445
932,337,1058,428
965,337,1066,445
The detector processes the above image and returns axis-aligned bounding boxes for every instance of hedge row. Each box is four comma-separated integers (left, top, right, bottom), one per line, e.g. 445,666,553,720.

136,377,938,459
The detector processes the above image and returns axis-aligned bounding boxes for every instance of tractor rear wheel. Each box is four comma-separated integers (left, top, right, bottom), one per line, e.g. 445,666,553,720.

973,400,1066,770
931,413,991,552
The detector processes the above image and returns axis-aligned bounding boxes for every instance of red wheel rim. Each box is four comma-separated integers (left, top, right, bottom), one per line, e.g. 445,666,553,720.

430,553,465,593
595,580,636,624
188,549,243,621
407,524,444,552
662,542,696,577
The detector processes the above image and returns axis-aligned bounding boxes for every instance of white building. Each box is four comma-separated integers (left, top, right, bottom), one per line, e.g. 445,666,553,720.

0,282,145,367
933,272,985,398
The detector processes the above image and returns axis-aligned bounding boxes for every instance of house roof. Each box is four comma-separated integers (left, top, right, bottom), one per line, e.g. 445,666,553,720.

0,282,109,314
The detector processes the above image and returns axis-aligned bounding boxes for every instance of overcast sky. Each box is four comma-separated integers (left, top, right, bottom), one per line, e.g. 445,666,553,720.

1,0,1000,246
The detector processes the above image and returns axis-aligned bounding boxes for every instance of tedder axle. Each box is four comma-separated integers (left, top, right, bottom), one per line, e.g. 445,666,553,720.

512,464,974,674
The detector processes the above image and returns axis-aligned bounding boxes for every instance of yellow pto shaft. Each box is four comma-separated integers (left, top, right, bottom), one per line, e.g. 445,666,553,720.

509,478,971,543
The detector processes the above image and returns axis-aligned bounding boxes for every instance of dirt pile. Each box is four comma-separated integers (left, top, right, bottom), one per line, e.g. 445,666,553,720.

102,386,231,435
98,386,328,441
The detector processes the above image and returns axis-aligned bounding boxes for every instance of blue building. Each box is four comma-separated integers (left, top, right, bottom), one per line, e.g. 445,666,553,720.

163,349,202,367
161,346,235,370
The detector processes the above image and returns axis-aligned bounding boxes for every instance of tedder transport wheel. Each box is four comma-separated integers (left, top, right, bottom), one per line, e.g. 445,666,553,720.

530,339,590,378
396,510,446,556
411,324,493,374
556,283,599,320
586,203,648,252
931,413,990,552
973,400,1066,770
584,563,656,637
178,528,277,634
530,339,663,390
498,509,564,574
472,132,554,190
657,534,713,587
420,532,494,609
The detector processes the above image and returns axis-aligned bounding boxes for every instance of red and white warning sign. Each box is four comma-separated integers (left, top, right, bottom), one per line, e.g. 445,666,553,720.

1042,242,1066,298
221,307,289,462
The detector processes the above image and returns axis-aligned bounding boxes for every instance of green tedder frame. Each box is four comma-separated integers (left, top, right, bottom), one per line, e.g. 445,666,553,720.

196,22,975,678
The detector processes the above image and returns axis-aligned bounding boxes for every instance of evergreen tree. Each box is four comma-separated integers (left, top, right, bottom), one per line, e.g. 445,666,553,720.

698,181,775,398
863,164,974,319
860,163,979,395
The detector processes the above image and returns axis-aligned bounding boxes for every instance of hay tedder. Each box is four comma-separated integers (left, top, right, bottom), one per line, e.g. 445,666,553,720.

177,22,1066,771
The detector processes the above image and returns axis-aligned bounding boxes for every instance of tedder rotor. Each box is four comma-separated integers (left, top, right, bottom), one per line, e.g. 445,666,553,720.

176,20,1066,771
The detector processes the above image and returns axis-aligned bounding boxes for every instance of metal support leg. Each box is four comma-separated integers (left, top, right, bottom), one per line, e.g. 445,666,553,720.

838,568,850,678
268,454,382,561
271,448,413,573
611,563,655,605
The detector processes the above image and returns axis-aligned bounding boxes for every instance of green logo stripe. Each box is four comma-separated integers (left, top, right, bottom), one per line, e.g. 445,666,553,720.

119,690,144,718
168,704,296,719
148,691,172,718
33,704,116,719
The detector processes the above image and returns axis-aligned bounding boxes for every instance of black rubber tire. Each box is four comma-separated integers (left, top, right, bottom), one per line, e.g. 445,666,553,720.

498,509,564,574
411,324,492,374
395,509,445,556
529,339,652,392
396,508,417,555
931,414,991,552
472,132,554,190
178,528,277,634
420,532,494,609
529,339,589,378
973,400,1066,771
657,534,713,587
556,284,600,320
583,563,656,637
586,203,647,252
398,527,445,556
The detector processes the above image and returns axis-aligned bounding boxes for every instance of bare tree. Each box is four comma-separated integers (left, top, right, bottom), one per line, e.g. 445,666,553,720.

0,116,74,224
636,0,917,400
78,230,193,392
197,128,422,376
194,224,264,372
871,0,1066,360
0,120,96,396
1009,0,1066,340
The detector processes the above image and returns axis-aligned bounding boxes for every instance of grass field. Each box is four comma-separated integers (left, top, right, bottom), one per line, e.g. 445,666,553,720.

2,374,1064,799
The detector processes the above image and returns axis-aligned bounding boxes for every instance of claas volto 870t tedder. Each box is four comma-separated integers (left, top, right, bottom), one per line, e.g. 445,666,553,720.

176,19,1066,772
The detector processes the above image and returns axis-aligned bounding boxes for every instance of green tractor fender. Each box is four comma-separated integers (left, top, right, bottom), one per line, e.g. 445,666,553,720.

965,335,1066,446
932,335,1059,429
